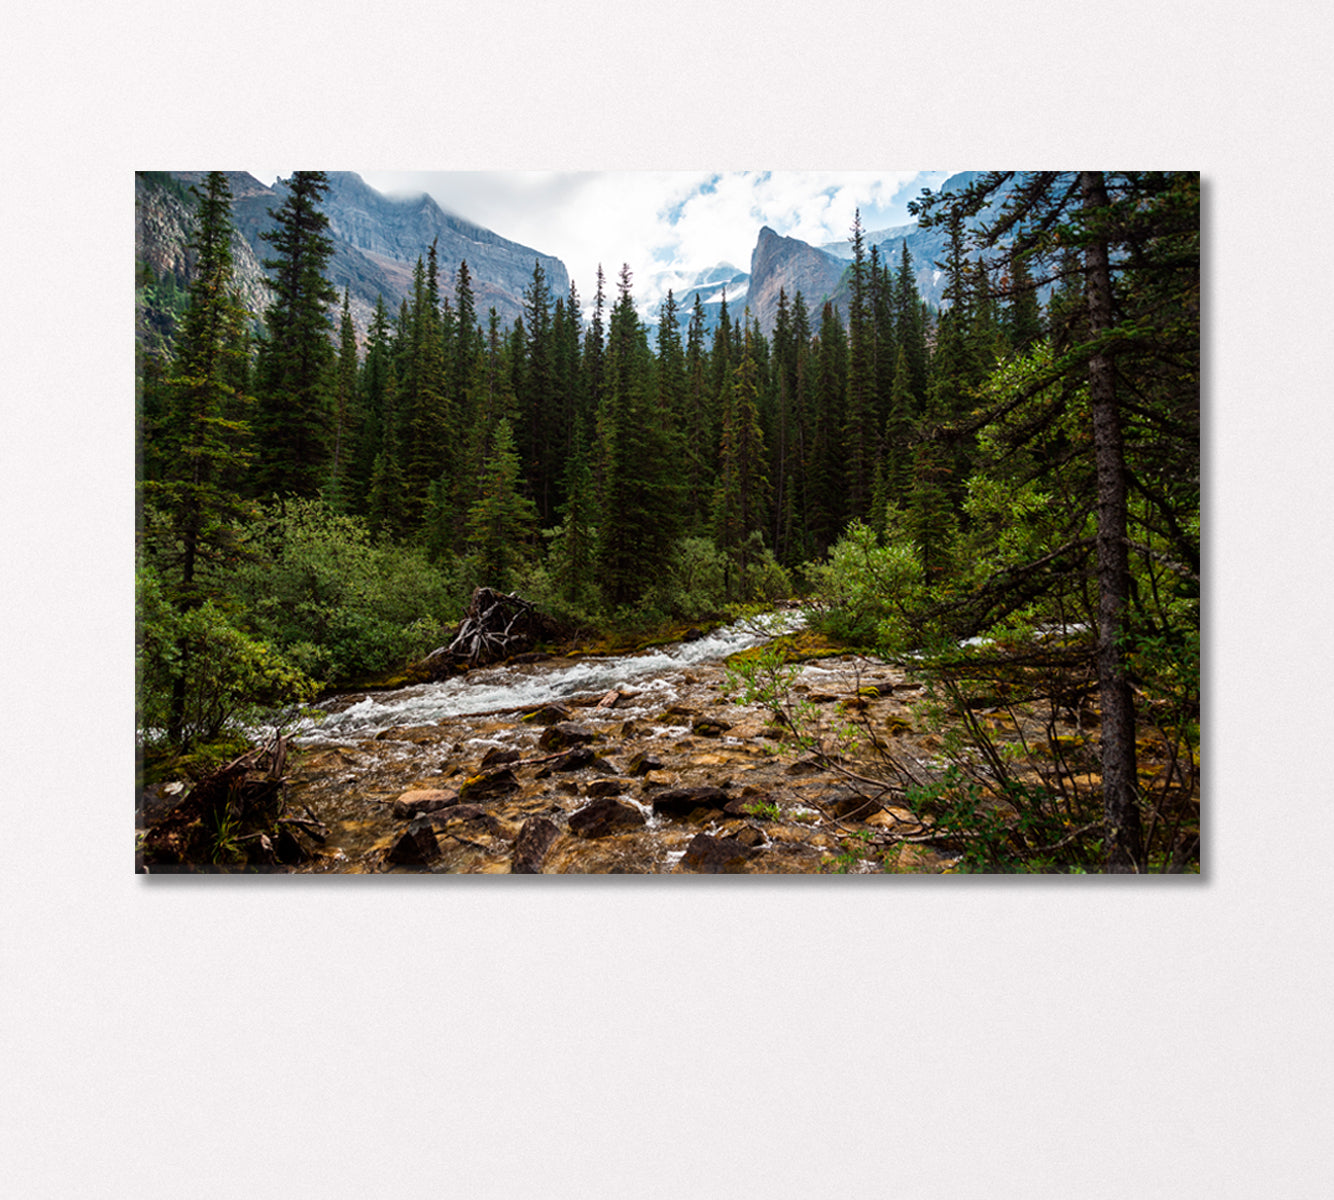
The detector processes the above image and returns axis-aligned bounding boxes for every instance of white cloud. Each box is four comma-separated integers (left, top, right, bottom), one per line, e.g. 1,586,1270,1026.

275,169,958,320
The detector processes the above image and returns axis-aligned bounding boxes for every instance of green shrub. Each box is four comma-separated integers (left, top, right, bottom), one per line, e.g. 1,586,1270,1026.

231,499,462,682
137,566,315,749
805,520,924,649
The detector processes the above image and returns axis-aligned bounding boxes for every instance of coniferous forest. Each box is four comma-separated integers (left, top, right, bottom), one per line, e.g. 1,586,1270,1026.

136,170,1200,873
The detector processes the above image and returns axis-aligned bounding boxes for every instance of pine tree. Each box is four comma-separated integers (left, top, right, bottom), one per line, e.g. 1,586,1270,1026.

326,289,359,512
253,171,338,498
142,170,253,606
593,265,676,609
810,300,848,555
844,210,878,520
894,242,930,409
682,291,713,534
519,259,556,524
465,417,537,591
910,170,1201,871
350,294,393,513
402,253,451,529
714,317,771,598
138,171,255,743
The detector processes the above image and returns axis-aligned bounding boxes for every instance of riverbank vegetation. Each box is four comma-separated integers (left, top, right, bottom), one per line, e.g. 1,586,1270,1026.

136,171,1198,871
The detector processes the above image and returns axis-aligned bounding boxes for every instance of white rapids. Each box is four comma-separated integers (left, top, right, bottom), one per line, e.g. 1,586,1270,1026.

291,611,804,746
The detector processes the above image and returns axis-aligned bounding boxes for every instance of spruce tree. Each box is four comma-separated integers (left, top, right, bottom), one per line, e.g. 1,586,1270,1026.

465,417,538,591
138,171,255,743
326,289,359,512
844,210,878,520
593,265,676,609
253,171,338,498
910,170,1200,871
714,318,771,598
142,169,253,608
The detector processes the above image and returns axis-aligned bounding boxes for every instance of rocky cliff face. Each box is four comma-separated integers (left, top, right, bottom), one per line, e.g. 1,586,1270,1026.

136,171,571,350
135,172,271,317
747,226,849,335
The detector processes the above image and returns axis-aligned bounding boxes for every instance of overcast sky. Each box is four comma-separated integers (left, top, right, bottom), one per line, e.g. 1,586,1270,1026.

247,169,955,316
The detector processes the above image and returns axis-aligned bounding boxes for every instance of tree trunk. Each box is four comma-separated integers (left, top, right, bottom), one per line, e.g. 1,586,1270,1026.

1081,171,1145,873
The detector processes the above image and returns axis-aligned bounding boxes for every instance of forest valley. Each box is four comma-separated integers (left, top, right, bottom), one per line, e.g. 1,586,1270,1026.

135,171,1200,874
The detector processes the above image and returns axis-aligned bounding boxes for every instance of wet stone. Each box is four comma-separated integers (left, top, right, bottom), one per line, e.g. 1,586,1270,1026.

427,803,489,828
824,790,882,821
679,832,761,873
651,787,729,819
522,704,571,727
625,750,664,777
391,788,459,820
568,796,648,839
386,819,441,866
511,816,561,874
458,768,519,802
692,717,732,737
538,723,596,751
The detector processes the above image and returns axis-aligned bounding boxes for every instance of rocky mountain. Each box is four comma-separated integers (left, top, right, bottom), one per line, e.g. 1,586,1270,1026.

135,171,570,349
746,227,849,336
746,171,1040,335
647,260,751,338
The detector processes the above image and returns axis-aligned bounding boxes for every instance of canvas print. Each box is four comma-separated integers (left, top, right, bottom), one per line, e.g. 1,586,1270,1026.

134,170,1200,874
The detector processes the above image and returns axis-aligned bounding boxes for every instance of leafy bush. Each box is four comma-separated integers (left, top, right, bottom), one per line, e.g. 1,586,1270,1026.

137,566,315,749
231,498,462,683
805,519,925,649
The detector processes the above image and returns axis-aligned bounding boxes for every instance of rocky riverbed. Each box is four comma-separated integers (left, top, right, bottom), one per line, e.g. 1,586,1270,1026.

273,619,960,874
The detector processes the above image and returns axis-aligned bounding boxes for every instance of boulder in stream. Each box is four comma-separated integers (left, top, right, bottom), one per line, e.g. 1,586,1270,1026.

679,832,762,873
569,796,648,838
386,819,441,866
538,723,597,752
511,816,561,873
651,786,730,820
391,788,460,820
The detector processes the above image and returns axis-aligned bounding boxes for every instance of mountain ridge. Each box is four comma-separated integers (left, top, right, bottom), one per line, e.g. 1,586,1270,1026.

136,171,572,347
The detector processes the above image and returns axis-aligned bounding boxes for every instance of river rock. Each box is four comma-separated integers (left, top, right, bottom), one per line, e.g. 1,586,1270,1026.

511,816,561,873
481,747,521,768
427,803,490,828
568,796,648,838
391,788,459,820
585,778,626,798
651,786,729,819
692,716,732,737
538,723,596,751
386,819,441,865
625,751,664,777
458,768,519,802
678,832,761,873
522,704,571,726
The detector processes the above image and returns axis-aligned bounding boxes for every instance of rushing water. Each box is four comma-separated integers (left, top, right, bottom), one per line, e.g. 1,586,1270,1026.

293,611,804,746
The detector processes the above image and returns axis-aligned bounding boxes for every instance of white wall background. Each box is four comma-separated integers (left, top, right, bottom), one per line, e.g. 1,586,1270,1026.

1,2,1328,1195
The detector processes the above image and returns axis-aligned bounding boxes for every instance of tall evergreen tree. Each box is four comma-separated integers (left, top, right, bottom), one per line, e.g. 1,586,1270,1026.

714,317,771,597
142,166,254,578
844,210,878,520
465,416,538,590
326,289,360,512
911,170,1200,871
519,258,557,523
253,171,338,498
138,171,255,741
593,266,676,609
810,300,848,554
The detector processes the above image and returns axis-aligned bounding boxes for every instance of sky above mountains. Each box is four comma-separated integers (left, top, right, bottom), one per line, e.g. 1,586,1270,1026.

248,170,955,316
